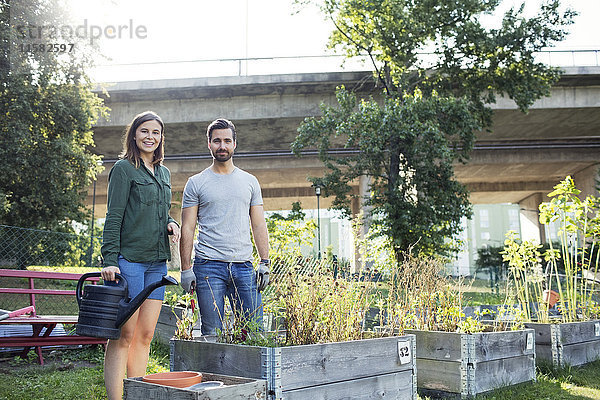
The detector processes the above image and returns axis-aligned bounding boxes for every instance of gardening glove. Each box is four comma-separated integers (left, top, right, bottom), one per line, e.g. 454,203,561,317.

256,260,270,292
180,268,196,293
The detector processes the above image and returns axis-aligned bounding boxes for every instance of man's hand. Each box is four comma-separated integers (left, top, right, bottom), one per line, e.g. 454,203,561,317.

180,268,196,293
256,260,270,292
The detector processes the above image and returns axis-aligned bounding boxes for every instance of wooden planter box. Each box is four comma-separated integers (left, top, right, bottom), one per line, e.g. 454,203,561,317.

153,304,183,344
123,371,266,399
525,320,600,367
154,304,201,344
405,329,536,399
171,335,417,400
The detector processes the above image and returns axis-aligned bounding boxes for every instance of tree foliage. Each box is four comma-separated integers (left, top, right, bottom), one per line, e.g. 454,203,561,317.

323,0,575,120
475,245,508,294
266,202,317,259
0,0,106,231
292,0,575,261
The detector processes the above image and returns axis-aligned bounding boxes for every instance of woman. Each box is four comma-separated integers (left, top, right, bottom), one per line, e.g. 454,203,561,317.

100,111,180,400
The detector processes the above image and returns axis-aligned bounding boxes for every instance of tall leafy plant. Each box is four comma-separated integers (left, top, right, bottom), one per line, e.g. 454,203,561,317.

503,176,600,323
502,232,549,323
539,176,600,322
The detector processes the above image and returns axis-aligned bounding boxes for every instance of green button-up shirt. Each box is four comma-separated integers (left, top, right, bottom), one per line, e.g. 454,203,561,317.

101,159,177,268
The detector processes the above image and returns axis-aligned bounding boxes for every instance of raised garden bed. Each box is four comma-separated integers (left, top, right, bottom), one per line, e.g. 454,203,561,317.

154,304,200,344
171,335,416,400
525,320,600,367
405,328,536,399
123,371,266,400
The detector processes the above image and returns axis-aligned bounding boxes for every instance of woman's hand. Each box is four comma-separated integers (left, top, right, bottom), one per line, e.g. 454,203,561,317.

101,266,120,281
167,222,181,243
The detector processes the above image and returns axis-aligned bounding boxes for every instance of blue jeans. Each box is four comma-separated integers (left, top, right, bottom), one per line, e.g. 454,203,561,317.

116,255,168,300
193,258,262,335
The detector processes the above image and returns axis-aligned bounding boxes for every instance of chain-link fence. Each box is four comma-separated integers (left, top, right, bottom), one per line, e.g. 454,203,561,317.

0,224,356,315
0,225,102,315
0,225,102,271
262,252,355,299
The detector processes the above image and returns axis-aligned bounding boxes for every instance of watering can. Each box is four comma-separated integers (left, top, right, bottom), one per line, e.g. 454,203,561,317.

75,272,178,339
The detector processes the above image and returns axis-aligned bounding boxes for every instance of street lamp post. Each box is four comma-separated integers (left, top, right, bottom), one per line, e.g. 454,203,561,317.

89,177,96,267
89,160,103,267
313,184,321,259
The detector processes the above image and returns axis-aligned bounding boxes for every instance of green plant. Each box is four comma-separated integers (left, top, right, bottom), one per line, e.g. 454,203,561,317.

272,264,378,345
458,316,485,334
503,176,600,323
502,231,550,323
379,250,486,333
265,201,317,259
353,221,489,334
292,0,574,264
146,340,170,374
52,346,104,365
217,311,281,347
1,1,107,237
171,292,199,340
164,289,185,307
539,176,600,322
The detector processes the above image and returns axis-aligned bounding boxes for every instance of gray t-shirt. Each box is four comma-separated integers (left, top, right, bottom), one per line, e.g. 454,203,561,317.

182,167,263,262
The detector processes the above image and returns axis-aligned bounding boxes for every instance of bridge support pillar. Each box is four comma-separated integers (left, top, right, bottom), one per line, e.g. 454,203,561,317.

519,193,546,244
573,164,600,200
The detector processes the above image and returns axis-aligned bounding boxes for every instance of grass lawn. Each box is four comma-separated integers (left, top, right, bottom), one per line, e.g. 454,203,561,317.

0,341,170,400
451,277,506,306
478,361,600,400
1,341,599,399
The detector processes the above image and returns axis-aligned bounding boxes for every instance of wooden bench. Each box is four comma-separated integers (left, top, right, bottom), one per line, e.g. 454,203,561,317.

0,269,107,365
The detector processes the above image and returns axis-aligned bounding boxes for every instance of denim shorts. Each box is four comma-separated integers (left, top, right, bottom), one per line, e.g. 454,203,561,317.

116,255,168,300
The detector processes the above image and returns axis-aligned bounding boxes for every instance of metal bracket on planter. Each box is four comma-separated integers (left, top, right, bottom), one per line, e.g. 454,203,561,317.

527,330,537,382
398,335,417,398
550,324,562,367
169,340,175,372
460,334,477,397
411,335,417,399
261,347,282,400
460,359,469,396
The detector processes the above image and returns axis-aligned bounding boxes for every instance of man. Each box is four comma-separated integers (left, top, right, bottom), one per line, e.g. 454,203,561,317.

179,118,270,335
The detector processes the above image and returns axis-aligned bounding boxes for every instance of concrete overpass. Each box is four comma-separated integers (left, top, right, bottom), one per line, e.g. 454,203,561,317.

89,67,600,236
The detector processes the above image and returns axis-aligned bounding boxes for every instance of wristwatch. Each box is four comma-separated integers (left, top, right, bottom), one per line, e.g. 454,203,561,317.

260,259,270,266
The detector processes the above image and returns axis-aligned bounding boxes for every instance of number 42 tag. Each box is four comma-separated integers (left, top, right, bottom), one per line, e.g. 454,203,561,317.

397,340,412,365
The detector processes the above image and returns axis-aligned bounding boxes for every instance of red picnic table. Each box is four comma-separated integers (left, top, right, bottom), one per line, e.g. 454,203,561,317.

0,315,107,365
0,269,107,365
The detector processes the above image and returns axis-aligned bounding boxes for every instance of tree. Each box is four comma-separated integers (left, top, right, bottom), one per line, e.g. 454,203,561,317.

0,1,106,268
292,0,575,262
475,245,508,294
0,0,106,231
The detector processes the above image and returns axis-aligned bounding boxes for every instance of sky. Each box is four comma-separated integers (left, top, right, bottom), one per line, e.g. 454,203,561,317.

59,0,600,83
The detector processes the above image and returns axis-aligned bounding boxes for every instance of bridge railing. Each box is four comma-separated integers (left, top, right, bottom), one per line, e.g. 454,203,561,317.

92,50,600,82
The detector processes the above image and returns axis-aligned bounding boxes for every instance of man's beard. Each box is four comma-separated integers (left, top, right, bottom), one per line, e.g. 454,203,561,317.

214,150,232,162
